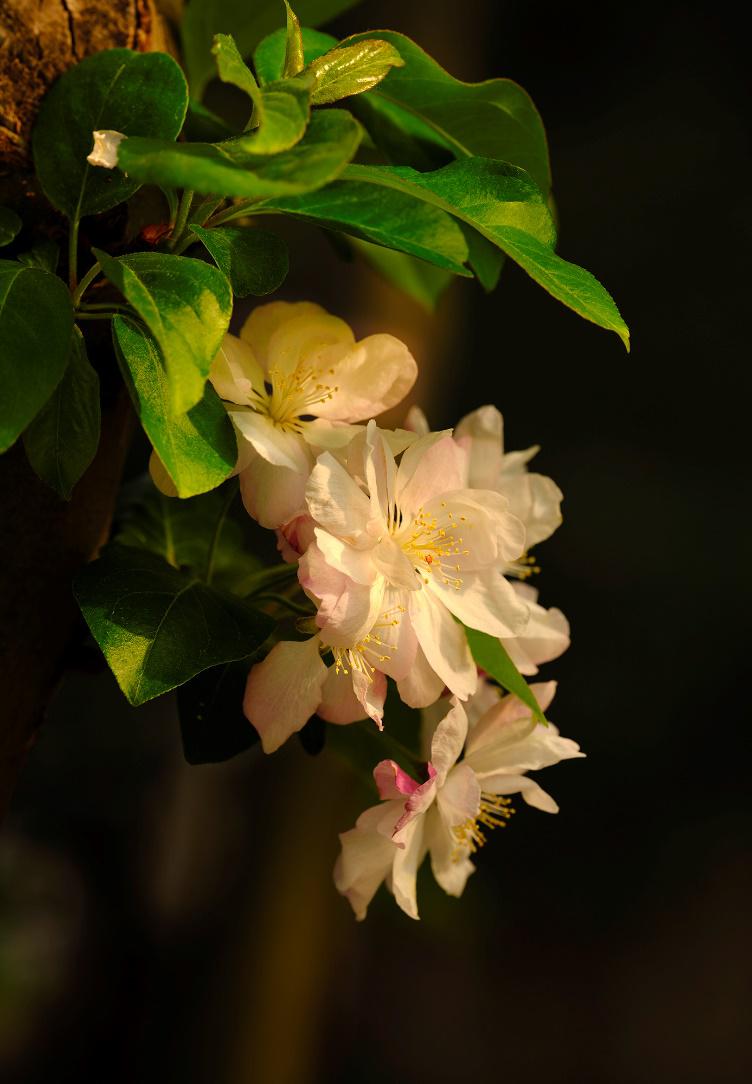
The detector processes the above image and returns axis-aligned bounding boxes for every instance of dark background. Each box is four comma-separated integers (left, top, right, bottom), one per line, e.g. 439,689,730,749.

2,2,749,1081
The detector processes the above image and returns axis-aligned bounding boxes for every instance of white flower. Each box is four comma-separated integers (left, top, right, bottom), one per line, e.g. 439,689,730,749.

210,301,417,528
303,420,531,709
87,130,126,169
334,683,584,920
502,582,570,675
407,403,563,551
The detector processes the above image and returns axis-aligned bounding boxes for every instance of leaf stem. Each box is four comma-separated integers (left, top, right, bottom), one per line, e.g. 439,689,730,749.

204,482,238,584
204,199,262,228
75,312,118,321
168,189,195,251
78,301,128,312
237,563,297,598
72,261,102,307
252,593,314,617
68,216,80,291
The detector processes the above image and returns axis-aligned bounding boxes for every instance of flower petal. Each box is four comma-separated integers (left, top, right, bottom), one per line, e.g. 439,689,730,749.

429,698,468,785
374,760,421,800
210,332,266,405
306,452,373,543
454,404,505,489
499,469,563,549
240,301,330,372
238,449,308,529
230,408,311,472
480,773,560,813
501,584,570,675
390,815,427,920
430,567,530,638
317,665,368,724
334,801,402,920
427,805,476,897
408,588,477,700
243,637,327,753
396,432,466,514
313,333,418,422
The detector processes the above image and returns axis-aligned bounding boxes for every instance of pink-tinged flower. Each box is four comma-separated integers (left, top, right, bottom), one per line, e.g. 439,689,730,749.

407,403,563,551
334,684,583,920
210,301,418,528
243,601,403,753
303,421,531,707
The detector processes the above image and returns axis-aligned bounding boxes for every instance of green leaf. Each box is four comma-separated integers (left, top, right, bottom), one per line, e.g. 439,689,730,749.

212,32,264,118
182,0,362,99
342,160,556,248
460,224,504,292
283,1,306,77
213,31,313,152
308,39,404,105
254,27,336,84
464,625,548,725
350,238,452,310
22,328,100,499
256,174,471,275
115,478,265,594
0,207,21,246
190,225,289,296
0,262,73,453
346,31,551,194
113,316,237,498
96,250,232,415
115,108,361,199
301,162,628,344
482,227,630,349
73,543,275,706
17,239,60,274
32,49,188,221
177,660,259,764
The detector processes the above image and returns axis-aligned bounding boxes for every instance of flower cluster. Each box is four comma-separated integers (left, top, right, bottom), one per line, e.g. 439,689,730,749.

198,300,582,919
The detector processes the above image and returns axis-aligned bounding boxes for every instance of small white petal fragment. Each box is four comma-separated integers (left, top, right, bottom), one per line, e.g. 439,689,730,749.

87,130,126,169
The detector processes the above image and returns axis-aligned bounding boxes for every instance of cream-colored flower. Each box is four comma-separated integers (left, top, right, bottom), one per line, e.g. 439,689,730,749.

211,301,417,528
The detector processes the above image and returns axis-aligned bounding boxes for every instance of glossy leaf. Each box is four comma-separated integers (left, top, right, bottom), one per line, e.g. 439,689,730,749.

254,27,335,84
343,160,556,248
212,32,264,118
115,478,265,595
23,328,100,499
0,262,73,453
190,225,289,296
0,207,21,246
113,316,237,498
484,227,630,348
308,39,404,104
300,162,628,344
116,109,361,199
17,239,60,273
73,544,275,706
177,660,259,764
348,31,551,194
182,0,362,98
464,625,548,725
96,250,232,415
213,32,312,152
257,176,470,275
32,49,188,220
350,238,452,310
283,1,306,77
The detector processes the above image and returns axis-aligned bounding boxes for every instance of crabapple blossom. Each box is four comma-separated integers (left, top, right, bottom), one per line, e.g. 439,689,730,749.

334,682,583,920
209,301,417,528
302,420,531,706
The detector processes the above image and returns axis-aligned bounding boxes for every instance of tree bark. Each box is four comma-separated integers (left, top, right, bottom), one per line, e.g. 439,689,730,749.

0,0,170,819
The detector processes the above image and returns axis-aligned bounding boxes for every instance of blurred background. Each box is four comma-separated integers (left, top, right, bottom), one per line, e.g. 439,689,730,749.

2,1,749,1081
